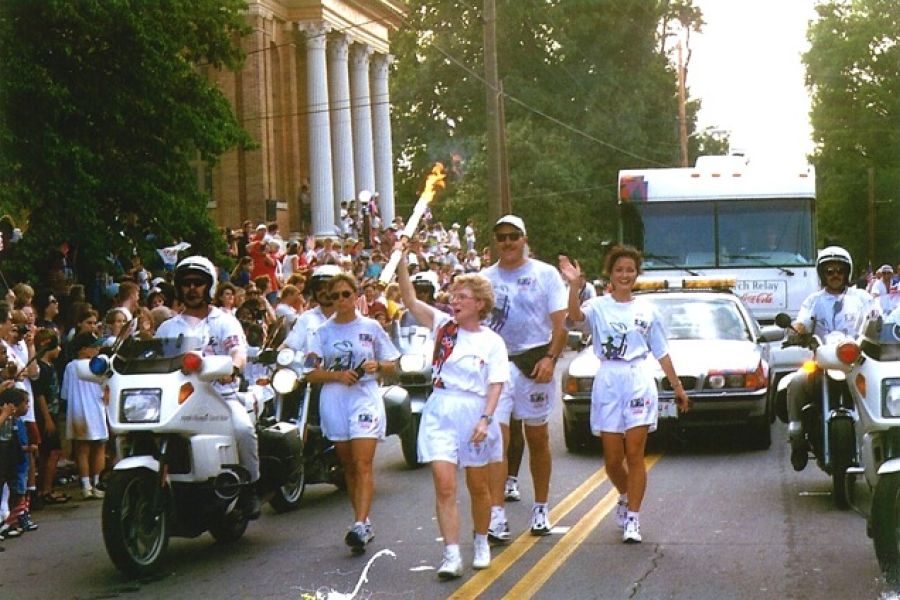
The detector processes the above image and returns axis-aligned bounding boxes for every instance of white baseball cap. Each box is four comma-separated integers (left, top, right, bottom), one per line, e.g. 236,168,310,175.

493,215,526,235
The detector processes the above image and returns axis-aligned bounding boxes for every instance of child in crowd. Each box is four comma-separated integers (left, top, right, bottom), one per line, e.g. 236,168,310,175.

33,330,69,505
0,386,35,540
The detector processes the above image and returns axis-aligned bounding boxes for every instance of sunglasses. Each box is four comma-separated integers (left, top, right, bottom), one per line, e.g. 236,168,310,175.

824,267,845,276
180,279,207,288
328,290,354,301
494,231,522,243
450,293,475,303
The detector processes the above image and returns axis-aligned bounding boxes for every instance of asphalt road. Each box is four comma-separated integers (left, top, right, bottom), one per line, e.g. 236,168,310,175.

0,353,890,599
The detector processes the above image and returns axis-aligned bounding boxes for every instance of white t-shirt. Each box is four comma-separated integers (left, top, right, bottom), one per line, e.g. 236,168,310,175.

156,306,246,357
284,306,329,352
483,259,568,354
871,279,896,315
580,295,670,362
796,286,876,337
309,315,399,407
430,310,509,396
5,340,36,422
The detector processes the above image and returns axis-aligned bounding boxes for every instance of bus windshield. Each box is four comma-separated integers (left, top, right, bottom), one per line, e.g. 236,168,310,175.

621,197,815,270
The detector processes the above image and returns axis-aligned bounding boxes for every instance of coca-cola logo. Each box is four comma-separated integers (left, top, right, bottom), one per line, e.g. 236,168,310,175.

740,292,775,304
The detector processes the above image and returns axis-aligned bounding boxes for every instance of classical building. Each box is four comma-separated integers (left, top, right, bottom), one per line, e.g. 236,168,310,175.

204,0,404,238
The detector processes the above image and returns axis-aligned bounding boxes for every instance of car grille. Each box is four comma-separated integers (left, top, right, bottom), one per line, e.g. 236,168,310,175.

661,376,697,392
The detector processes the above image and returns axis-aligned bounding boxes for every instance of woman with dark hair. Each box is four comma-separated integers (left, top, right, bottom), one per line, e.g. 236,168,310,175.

559,246,690,545
230,256,253,288
306,273,399,554
214,281,238,315
33,292,62,338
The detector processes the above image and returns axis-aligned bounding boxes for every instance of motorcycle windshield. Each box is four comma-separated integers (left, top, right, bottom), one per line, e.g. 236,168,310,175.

113,336,207,374
861,318,900,361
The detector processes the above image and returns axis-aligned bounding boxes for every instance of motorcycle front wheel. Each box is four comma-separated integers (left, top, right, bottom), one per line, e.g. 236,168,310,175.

873,472,900,585
269,467,306,513
102,468,170,577
829,417,854,510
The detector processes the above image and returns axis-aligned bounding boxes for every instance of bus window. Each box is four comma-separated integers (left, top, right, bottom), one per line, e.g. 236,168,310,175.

622,202,715,269
717,198,814,266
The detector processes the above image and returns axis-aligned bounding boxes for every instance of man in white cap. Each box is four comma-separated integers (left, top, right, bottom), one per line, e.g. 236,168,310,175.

482,215,568,540
872,264,896,315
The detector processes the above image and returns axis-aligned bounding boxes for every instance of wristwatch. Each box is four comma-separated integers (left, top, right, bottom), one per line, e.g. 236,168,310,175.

545,353,559,362
480,414,494,424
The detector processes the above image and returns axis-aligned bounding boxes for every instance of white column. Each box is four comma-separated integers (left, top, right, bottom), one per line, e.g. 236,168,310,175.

327,33,355,219
302,22,336,237
349,43,375,198
370,53,396,225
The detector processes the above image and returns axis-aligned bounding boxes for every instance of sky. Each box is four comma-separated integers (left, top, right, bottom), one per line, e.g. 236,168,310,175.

688,0,819,167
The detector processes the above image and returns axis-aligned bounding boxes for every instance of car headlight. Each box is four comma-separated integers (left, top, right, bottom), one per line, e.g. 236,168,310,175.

276,348,296,367
121,389,161,423
399,354,428,373
883,379,900,417
272,368,299,394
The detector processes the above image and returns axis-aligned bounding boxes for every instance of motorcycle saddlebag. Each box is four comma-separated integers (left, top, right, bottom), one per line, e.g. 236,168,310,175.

258,422,302,482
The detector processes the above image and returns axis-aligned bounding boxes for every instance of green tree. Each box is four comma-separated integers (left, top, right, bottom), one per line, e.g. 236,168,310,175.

804,0,900,266
391,0,702,276
0,0,251,283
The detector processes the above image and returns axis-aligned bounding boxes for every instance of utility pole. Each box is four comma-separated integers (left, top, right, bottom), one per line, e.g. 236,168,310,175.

677,41,689,167
868,166,875,267
498,79,511,214
484,0,505,224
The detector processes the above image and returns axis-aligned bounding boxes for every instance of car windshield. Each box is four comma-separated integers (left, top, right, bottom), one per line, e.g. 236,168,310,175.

645,296,751,341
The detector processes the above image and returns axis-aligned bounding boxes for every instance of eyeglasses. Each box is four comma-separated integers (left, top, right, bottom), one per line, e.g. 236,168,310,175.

824,267,845,276
328,290,355,301
494,231,522,243
180,279,207,288
450,293,476,303
48,298,58,304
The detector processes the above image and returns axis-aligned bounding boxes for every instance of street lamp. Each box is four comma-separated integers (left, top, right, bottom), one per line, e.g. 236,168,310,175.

357,190,372,249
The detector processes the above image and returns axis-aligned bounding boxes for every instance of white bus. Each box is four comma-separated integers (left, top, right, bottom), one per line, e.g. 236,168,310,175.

617,155,818,325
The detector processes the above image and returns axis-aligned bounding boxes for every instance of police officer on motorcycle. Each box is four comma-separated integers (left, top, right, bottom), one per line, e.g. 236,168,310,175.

786,246,875,471
156,256,262,518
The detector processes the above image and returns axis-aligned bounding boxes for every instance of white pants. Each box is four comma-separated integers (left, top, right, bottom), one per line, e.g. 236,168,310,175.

226,399,260,482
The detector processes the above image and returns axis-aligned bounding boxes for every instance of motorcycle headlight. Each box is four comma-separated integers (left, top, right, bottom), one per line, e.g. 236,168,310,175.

272,368,298,394
121,389,161,423
276,348,296,367
883,379,900,418
399,354,427,373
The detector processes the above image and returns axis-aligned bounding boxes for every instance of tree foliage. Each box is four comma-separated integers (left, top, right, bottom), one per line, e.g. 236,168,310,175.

390,0,704,276
804,0,900,266
0,0,251,283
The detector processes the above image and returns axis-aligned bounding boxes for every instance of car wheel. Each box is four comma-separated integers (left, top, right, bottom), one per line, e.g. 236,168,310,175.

747,416,772,450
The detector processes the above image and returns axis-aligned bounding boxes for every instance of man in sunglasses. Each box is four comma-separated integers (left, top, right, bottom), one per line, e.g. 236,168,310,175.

156,256,261,518
785,245,876,471
483,215,568,540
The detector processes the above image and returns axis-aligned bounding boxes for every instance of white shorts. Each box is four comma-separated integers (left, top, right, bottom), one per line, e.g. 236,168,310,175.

320,380,386,441
418,389,502,467
590,360,658,435
494,362,557,426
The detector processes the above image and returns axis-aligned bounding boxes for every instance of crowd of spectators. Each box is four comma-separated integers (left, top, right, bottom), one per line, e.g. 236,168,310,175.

0,208,489,551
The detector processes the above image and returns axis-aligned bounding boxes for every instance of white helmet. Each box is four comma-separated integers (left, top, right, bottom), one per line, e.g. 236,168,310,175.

411,270,439,299
816,246,853,287
174,255,217,303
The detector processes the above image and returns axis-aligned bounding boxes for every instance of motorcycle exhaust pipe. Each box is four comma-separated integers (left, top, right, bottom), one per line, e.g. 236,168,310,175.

213,469,244,501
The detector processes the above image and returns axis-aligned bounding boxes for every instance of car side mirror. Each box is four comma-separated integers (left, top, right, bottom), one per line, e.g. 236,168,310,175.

758,325,786,343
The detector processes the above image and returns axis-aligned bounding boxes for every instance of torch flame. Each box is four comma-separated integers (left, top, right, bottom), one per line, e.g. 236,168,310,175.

421,162,446,204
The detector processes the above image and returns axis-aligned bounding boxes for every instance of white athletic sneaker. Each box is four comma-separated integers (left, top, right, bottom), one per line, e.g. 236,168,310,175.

487,514,511,544
504,477,521,502
437,552,463,580
530,505,552,536
615,498,628,528
345,522,374,553
91,486,105,499
81,486,95,500
622,517,642,544
473,538,491,570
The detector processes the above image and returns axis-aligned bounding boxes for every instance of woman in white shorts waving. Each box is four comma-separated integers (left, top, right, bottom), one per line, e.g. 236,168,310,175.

397,245,508,580
560,246,689,544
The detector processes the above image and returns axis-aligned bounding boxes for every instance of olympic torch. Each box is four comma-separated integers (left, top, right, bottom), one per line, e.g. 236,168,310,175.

379,163,446,283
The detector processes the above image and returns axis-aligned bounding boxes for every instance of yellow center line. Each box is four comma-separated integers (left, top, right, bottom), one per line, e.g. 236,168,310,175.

448,466,611,600
509,454,662,599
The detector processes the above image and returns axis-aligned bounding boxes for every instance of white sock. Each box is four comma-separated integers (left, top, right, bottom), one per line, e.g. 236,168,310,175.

506,475,517,483
618,493,627,504
473,533,488,547
627,510,640,522
91,475,100,487
354,521,364,528
444,543,460,559
491,505,506,520
81,477,91,489
533,501,547,512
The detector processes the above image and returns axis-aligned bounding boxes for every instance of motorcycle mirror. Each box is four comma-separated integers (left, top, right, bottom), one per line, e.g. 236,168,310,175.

774,313,793,329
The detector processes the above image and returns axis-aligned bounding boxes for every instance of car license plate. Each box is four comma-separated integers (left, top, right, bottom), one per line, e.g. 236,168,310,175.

659,400,678,419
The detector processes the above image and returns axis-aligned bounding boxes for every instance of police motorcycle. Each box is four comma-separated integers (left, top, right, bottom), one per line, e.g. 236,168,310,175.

814,315,900,583
775,312,857,509
387,270,441,468
77,320,303,577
